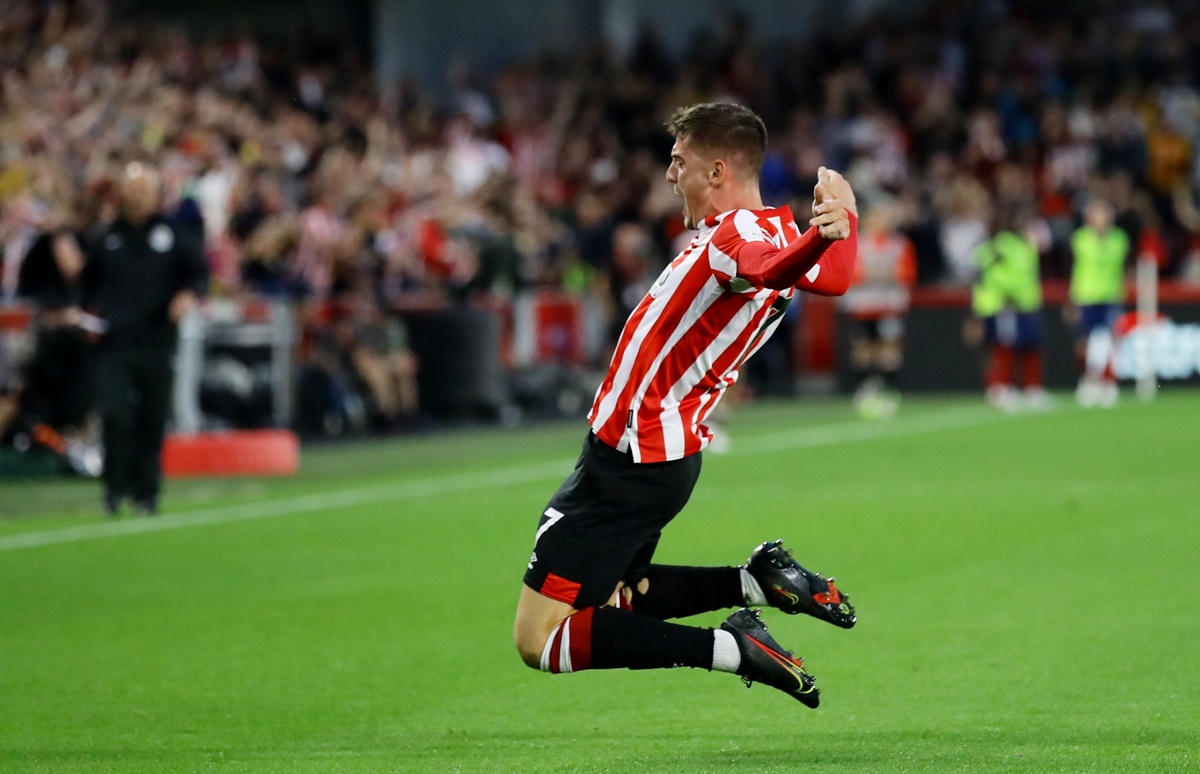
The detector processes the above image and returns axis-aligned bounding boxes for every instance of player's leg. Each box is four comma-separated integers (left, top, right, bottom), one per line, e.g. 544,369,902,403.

851,319,886,418
515,506,734,677
1075,303,1120,407
1016,312,1050,410
515,437,719,671
1095,304,1120,407
876,315,904,416
515,583,712,672
607,531,744,620
513,583,819,706
513,434,820,705
849,318,874,395
1074,304,1097,405
623,541,856,629
96,349,136,515
619,563,743,619
984,313,1018,411
130,349,172,514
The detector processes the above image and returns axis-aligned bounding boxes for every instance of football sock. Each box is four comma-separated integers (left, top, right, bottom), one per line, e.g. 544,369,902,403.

1020,349,1043,388
711,628,742,673
628,565,745,620
540,606,715,673
740,568,767,606
987,344,1014,387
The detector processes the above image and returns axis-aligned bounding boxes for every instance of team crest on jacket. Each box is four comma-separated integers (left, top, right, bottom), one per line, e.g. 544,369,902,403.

149,224,174,253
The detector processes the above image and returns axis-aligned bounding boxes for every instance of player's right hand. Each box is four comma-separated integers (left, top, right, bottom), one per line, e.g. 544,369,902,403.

810,199,850,240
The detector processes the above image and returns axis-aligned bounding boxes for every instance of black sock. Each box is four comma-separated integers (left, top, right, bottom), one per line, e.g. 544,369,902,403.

630,565,744,621
589,606,714,671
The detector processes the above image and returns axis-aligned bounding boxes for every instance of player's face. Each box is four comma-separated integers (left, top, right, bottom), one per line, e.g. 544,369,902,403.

666,136,715,230
120,163,162,223
1085,201,1113,232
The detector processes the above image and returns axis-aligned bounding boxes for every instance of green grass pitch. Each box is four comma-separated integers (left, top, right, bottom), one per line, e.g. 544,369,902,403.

1,392,1198,772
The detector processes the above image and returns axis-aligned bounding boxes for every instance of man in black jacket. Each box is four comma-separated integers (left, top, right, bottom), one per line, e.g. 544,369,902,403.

15,214,93,441
83,162,208,516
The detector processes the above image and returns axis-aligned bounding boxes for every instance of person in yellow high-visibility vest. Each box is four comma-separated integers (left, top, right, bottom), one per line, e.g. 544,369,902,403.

971,209,1048,412
1068,199,1129,407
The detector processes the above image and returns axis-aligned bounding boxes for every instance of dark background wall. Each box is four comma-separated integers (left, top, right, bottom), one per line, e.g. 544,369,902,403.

371,0,928,93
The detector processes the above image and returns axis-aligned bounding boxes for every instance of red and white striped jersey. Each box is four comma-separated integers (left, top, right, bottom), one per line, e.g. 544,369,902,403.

588,205,856,462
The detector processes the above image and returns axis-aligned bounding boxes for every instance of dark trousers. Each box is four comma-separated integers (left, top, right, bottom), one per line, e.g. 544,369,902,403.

97,346,174,502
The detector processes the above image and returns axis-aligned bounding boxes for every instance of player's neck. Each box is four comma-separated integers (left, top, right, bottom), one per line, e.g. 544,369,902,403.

708,180,764,217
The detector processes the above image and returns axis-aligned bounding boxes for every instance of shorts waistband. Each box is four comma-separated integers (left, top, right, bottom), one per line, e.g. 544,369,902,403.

586,431,633,464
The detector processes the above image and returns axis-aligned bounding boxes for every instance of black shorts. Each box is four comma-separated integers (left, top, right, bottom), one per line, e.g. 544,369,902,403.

523,432,702,609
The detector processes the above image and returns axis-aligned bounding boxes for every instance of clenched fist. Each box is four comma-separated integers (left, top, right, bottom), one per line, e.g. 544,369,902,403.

810,166,858,241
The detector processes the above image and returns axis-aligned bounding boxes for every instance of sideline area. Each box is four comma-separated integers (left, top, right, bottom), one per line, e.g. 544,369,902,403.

0,396,1019,550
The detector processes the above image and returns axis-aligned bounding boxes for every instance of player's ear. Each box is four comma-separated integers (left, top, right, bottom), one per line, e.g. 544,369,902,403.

709,159,725,186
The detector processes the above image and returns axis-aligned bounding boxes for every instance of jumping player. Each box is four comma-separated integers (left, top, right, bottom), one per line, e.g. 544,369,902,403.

513,103,859,708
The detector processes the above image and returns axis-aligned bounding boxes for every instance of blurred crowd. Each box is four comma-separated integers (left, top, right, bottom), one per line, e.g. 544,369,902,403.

3,0,1200,445
5,0,1200,311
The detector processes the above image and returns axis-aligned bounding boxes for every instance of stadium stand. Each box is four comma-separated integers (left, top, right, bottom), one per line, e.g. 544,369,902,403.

2,0,1200,452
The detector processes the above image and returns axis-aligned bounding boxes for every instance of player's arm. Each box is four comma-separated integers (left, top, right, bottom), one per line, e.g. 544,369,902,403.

796,167,858,296
170,224,209,322
724,209,857,294
792,216,857,296
718,167,857,295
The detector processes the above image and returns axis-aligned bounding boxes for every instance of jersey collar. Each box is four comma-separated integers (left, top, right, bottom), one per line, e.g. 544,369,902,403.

701,204,793,231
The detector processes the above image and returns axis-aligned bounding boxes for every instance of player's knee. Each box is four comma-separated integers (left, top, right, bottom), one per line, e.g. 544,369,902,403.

513,623,547,669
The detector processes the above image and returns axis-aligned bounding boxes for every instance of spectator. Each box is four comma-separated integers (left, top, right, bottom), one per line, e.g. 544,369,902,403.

4,204,99,471
345,291,420,431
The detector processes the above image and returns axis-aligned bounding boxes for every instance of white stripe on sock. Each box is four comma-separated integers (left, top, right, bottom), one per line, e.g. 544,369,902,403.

539,622,563,672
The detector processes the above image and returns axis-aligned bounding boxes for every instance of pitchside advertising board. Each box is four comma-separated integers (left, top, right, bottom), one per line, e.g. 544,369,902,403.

1090,314,1200,382
835,283,1200,392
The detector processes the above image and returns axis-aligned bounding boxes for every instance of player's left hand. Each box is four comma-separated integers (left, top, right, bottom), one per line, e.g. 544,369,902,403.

813,166,858,217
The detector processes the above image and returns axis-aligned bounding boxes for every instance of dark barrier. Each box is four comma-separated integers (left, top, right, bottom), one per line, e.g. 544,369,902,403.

837,282,1200,392
404,307,508,417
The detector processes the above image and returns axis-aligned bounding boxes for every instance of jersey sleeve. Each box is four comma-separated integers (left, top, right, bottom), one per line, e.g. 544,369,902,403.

794,221,857,297
710,210,857,295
